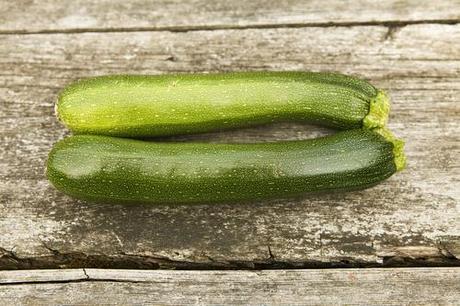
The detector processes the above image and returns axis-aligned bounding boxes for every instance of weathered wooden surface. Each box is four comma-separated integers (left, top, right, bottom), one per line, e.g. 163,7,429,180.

1,0,460,270
0,269,85,284
1,23,459,269
1,0,459,34
0,268,459,305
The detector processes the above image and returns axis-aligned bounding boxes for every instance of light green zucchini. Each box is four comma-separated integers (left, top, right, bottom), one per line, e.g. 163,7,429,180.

56,72,390,137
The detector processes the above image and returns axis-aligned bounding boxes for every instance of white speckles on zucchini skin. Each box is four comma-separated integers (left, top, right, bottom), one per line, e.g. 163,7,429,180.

56,72,384,137
47,129,400,204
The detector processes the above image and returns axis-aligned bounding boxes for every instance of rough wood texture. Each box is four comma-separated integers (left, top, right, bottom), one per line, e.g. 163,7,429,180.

1,22,459,269
0,269,85,284
0,268,459,305
1,0,459,34
1,0,460,268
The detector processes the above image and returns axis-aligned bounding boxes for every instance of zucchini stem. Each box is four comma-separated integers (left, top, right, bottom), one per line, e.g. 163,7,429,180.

374,128,406,171
362,90,405,171
363,90,390,130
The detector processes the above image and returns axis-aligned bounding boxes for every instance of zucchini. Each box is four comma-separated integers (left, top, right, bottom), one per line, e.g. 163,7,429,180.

46,129,405,204
57,72,390,137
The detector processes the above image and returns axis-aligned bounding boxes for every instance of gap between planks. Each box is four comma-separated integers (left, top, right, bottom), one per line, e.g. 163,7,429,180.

0,19,458,35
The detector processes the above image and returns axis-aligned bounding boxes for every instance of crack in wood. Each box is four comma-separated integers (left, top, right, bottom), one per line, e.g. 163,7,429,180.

0,19,458,35
267,245,275,260
41,241,61,256
2,268,460,286
0,278,87,286
82,268,89,280
1,249,459,270
437,240,460,260
0,272,146,286
382,25,401,41
0,247,20,262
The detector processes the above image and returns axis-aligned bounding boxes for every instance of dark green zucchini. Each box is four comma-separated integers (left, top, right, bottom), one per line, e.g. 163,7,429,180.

46,129,405,204
56,72,390,137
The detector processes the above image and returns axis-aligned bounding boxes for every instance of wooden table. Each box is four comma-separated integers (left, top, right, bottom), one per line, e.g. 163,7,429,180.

1,0,459,304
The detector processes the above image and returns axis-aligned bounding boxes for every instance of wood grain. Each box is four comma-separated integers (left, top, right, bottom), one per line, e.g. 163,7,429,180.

0,268,459,305
1,0,459,34
0,269,86,284
1,24,459,268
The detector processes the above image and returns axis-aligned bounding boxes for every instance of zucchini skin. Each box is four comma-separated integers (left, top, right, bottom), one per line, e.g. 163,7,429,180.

57,72,388,137
47,129,398,204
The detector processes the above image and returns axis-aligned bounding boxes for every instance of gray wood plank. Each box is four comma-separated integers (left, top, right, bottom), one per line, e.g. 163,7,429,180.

0,268,459,305
1,0,459,33
0,24,459,269
0,269,86,284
